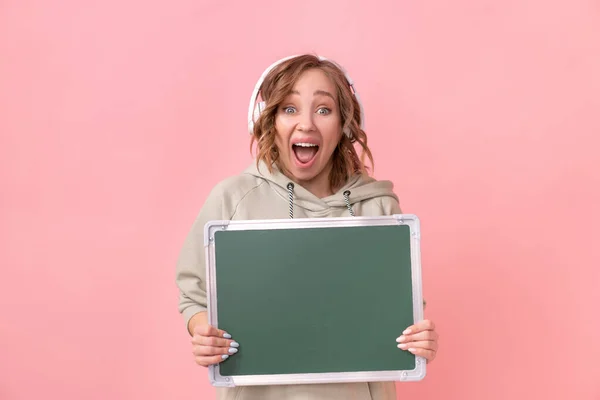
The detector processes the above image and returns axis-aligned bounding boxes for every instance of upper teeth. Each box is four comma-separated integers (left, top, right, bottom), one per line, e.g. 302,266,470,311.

295,143,317,147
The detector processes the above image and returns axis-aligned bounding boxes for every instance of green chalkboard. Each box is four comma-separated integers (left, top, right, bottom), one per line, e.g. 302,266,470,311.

205,215,425,386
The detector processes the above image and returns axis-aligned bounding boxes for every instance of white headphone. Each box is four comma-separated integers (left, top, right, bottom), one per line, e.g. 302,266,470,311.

247,55,365,138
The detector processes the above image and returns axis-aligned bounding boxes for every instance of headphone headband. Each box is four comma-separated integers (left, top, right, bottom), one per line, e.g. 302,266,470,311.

247,55,365,137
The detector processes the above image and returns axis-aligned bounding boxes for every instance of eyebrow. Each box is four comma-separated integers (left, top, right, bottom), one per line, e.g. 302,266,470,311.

291,90,335,99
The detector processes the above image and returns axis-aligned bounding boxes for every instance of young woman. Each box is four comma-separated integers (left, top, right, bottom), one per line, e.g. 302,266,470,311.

176,54,439,400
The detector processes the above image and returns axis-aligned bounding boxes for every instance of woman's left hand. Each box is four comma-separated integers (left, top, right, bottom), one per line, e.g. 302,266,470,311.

396,319,438,363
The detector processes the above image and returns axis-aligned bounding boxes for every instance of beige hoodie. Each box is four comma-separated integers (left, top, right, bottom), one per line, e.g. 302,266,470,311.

176,160,403,400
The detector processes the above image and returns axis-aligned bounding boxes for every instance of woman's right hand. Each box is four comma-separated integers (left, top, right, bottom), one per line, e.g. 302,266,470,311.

191,324,239,367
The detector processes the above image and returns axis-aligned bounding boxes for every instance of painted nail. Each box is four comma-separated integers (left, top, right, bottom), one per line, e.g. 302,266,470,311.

223,333,232,339
397,343,408,349
228,347,238,354
396,336,406,343
221,354,229,360
403,329,412,335
408,348,416,353
230,341,239,348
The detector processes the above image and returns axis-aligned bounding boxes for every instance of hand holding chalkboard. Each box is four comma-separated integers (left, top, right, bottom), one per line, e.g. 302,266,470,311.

192,323,240,367
396,320,438,363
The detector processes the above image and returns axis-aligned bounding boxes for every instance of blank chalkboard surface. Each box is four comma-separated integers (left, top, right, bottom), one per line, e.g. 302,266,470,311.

204,215,425,387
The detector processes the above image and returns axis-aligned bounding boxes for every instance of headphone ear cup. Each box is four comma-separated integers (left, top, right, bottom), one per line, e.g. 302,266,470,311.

257,101,266,114
253,101,265,130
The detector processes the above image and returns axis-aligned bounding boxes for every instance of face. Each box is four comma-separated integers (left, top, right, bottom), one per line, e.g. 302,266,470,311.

274,68,342,193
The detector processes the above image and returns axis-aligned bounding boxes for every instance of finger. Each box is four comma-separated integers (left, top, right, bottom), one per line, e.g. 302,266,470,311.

192,335,236,348
193,324,231,339
402,319,435,335
193,344,240,357
397,340,438,352
195,354,230,367
396,330,438,344
405,347,436,362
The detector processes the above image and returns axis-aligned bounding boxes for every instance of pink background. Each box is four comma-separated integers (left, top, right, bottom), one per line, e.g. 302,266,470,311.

1,0,599,399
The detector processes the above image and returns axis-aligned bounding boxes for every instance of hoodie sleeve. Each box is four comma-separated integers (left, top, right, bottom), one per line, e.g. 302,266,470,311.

380,194,403,215
175,183,230,332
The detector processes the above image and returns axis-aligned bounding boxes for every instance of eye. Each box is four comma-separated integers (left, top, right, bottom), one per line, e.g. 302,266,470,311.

316,107,331,115
282,106,296,114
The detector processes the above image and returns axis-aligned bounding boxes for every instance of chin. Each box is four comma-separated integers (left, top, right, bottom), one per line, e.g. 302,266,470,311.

290,169,319,183
285,160,326,183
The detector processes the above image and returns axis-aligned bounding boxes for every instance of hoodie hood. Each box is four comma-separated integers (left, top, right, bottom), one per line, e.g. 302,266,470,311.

243,160,399,217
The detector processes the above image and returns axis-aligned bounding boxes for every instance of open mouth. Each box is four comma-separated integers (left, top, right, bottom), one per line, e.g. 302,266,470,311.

292,142,319,167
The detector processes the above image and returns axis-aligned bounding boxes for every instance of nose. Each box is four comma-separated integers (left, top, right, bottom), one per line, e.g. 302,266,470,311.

297,111,316,132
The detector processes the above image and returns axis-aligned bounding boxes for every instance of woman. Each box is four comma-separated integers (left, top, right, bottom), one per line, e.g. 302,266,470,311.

176,54,439,400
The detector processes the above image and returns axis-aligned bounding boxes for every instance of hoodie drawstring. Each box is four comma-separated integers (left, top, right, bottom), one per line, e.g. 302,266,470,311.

343,190,355,217
287,183,295,219
286,183,355,218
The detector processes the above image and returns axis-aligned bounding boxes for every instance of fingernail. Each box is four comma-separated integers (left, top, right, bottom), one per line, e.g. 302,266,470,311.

396,336,406,343
223,333,232,339
221,354,229,360
230,341,239,348
228,347,238,354
408,348,416,353
403,329,412,335
397,343,408,349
